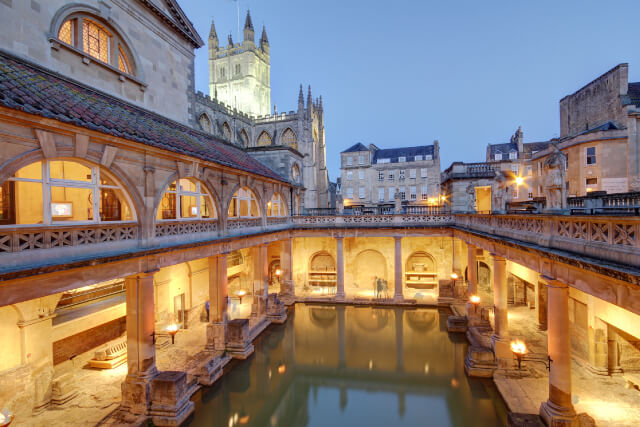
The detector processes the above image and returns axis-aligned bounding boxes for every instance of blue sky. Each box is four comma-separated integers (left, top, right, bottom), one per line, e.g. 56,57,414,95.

179,0,640,180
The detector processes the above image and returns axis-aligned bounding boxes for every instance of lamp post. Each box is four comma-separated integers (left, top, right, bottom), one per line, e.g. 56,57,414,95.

510,339,552,371
236,289,247,305
151,323,180,345
0,411,14,427
450,272,459,298
469,294,481,313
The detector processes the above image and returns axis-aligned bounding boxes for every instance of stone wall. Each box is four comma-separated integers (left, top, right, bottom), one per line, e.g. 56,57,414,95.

52,316,126,365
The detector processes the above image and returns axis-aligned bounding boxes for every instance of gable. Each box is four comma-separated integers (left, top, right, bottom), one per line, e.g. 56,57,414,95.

137,0,204,48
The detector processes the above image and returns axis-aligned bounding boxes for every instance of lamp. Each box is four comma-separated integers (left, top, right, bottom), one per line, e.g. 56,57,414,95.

515,176,524,186
151,323,180,345
236,289,247,304
510,339,552,371
450,272,459,280
0,411,14,427
275,268,282,277
469,294,481,313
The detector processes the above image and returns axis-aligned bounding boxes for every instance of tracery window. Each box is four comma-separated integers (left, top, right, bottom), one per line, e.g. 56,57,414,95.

56,15,134,76
199,114,212,134
228,187,260,218
222,122,232,141
267,193,287,217
156,178,216,221
281,128,297,149
240,129,249,146
0,160,133,225
257,131,272,146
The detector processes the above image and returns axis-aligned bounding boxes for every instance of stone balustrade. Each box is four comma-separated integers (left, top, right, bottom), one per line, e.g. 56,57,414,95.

155,220,218,238
292,213,454,228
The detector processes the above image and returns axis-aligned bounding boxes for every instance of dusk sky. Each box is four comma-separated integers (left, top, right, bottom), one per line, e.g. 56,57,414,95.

179,0,640,180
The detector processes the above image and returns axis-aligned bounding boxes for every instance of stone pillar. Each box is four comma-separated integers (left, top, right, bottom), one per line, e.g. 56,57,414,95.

394,236,403,301
336,237,345,300
607,324,622,375
466,243,479,322
537,278,548,331
490,254,510,366
540,277,577,425
206,254,228,351
280,238,294,298
261,243,269,303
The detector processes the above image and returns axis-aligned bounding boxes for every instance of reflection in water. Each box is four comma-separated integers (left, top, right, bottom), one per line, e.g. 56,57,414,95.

187,304,506,427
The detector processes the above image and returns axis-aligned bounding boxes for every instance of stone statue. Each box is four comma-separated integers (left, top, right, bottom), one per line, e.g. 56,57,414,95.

543,144,567,212
491,171,507,213
465,183,476,212
336,194,344,214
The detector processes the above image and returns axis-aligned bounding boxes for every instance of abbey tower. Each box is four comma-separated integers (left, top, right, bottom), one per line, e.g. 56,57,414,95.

208,11,271,117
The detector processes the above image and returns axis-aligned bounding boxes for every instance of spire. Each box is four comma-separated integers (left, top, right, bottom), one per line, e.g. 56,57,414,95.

306,85,313,116
208,20,218,49
298,84,304,114
319,95,323,111
227,33,233,47
243,10,255,42
260,25,269,53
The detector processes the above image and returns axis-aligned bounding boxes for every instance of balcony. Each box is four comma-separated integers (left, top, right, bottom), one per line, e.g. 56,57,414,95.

441,162,497,181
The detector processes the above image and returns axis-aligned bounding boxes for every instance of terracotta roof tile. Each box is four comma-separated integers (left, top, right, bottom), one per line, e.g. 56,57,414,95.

0,52,285,182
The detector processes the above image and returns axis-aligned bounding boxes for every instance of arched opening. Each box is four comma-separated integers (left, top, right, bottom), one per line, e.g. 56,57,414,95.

156,178,217,221
353,307,389,332
478,261,491,291
281,128,297,150
199,113,212,134
257,131,272,146
240,129,249,146
307,251,336,294
56,13,136,75
0,159,135,225
222,122,232,141
267,193,287,217
228,187,260,218
404,251,437,290
353,250,387,297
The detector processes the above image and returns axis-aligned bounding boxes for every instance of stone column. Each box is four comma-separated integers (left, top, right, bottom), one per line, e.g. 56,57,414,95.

490,254,510,365
336,237,345,300
540,277,577,425
394,236,403,301
280,238,294,297
207,254,228,351
607,324,622,375
261,243,269,301
466,243,479,322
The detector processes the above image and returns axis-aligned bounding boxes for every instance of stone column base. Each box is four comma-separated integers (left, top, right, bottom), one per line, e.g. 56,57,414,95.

539,399,577,427
185,351,224,386
266,293,287,324
464,345,496,378
491,335,513,368
148,371,195,427
206,322,226,352
121,374,154,417
226,318,255,359
50,373,78,406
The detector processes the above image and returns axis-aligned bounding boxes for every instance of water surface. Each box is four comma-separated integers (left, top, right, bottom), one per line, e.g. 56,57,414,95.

187,304,506,427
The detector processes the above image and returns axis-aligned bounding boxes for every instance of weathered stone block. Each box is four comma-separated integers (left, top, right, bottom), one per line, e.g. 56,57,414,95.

266,293,287,324
225,319,254,359
149,371,195,427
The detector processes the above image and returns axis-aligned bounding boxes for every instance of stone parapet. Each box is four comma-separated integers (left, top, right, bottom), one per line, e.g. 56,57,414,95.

225,319,254,359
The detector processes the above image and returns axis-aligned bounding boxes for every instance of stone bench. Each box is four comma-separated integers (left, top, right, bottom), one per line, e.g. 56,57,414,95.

87,340,127,369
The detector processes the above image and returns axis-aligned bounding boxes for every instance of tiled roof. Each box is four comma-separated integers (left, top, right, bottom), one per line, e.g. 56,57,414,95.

0,51,285,182
342,142,368,153
372,145,434,163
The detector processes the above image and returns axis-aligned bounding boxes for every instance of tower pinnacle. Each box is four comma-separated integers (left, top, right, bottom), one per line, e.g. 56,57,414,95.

260,26,269,53
243,10,254,42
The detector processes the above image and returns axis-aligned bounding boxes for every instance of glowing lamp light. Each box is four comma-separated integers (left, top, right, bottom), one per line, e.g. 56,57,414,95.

469,294,481,313
275,269,282,276
236,289,247,304
277,363,286,374
511,339,528,370
165,324,179,344
0,411,14,427
515,176,524,186
450,272,459,280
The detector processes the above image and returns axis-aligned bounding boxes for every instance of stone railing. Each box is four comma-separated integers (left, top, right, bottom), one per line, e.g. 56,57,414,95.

567,192,640,215
455,214,640,268
441,162,496,182
266,216,289,226
155,220,218,238
0,222,138,254
227,218,262,231
292,213,454,228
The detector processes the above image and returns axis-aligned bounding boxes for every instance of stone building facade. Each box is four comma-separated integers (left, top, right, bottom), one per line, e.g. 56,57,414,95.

339,142,441,207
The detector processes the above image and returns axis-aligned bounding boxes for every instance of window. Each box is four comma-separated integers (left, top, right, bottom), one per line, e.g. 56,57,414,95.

377,158,390,164
240,129,249,146
495,153,502,161
347,156,353,166
420,168,428,178
513,185,519,199
267,193,287,217
388,187,395,201
378,171,384,181
410,186,417,200
346,171,353,180
409,169,416,179
526,166,532,176
222,122,232,141
0,160,134,225
228,187,260,218
358,170,365,180
358,155,365,165
220,67,226,79
346,187,354,199
586,178,598,192
388,171,394,181
291,164,300,183
358,187,365,199
399,170,405,180
586,147,596,165
157,178,216,221
509,151,517,160
399,187,406,201
378,188,385,202
421,186,428,200
415,155,422,161
398,156,406,163
425,155,432,160
235,64,241,75
511,164,519,175
57,16,134,76
199,114,212,134
281,128,297,149
537,162,542,176
257,131,272,146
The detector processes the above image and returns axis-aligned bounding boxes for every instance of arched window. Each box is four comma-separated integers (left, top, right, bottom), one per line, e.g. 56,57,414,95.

156,178,216,221
56,14,134,75
267,193,287,217
222,122,232,141
228,187,259,218
291,164,300,183
199,114,212,134
281,128,297,150
0,160,134,225
257,131,272,146
240,129,249,146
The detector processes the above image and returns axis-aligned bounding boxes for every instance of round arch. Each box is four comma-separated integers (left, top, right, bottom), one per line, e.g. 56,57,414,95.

308,250,336,272
227,185,261,219
154,175,220,222
267,192,288,217
405,251,436,273
309,306,337,329
353,249,387,289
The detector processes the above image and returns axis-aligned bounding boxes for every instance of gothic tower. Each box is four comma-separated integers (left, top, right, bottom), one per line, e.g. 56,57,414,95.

208,10,271,117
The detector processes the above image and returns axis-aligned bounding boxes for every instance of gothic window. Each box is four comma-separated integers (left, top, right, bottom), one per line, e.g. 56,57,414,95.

281,128,298,149
0,160,134,225
267,193,287,217
156,178,216,221
228,187,260,218
257,131,272,146
56,14,135,76
240,129,249,146
199,114,212,134
222,122,232,141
